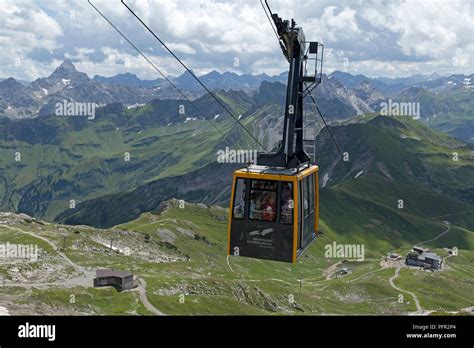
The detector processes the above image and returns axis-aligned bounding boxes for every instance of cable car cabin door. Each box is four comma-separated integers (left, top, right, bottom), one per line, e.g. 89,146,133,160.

228,175,296,263
297,172,318,257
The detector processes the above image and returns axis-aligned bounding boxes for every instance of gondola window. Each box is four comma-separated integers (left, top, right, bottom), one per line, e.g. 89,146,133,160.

280,182,294,224
249,180,277,222
233,179,246,219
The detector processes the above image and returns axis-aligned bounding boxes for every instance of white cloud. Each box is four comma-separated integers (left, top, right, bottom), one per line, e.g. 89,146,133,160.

317,6,361,41
76,46,185,78
397,1,471,59
65,47,96,61
0,0,472,80
251,56,288,76
0,0,64,79
165,43,196,55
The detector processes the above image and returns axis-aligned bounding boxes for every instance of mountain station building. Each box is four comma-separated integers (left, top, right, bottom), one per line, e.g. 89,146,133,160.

405,247,443,270
93,269,134,291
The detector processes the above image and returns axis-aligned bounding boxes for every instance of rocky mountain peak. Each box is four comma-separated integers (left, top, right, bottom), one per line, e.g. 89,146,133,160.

0,77,24,88
0,77,37,108
50,59,83,80
28,59,90,98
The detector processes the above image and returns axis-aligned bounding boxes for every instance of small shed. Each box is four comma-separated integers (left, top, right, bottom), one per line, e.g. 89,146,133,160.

340,267,349,275
93,269,134,291
413,246,430,254
389,253,401,260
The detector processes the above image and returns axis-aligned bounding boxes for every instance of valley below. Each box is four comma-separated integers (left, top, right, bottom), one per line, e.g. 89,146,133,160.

0,199,473,316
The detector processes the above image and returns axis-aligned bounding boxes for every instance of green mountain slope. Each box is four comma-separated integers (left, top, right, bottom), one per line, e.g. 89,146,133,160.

392,86,474,143
0,82,291,222
57,115,474,233
0,88,269,221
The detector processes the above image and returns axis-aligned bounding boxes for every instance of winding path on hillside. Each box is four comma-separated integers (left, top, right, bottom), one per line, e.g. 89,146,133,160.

388,265,423,314
137,278,165,315
324,260,343,280
385,222,452,315
348,266,385,283
1,225,92,275
1,224,167,316
0,224,95,287
226,255,234,272
417,222,451,246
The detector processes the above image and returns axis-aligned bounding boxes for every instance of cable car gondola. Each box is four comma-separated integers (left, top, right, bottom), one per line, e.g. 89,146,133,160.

228,2,324,263
228,165,319,263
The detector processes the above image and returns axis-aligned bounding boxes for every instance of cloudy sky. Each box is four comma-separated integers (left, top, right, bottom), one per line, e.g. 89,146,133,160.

0,0,472,81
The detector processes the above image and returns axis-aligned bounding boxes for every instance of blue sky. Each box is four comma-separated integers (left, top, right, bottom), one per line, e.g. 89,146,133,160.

0,0,472,81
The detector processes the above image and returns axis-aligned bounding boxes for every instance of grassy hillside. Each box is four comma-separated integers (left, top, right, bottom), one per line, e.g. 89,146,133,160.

1,200,472,315
0,89,272,221
0,81,290,223
393,87,474,143
58,115,474,232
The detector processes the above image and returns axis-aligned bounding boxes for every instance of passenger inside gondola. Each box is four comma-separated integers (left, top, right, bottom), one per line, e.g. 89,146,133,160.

262,196,276,221
280,182,293,224
249,180,276,221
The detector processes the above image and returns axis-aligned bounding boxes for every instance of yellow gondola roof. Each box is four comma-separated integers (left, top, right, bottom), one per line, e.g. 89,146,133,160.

235,164,318,177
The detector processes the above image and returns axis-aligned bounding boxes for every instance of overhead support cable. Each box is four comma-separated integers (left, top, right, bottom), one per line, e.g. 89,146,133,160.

260,0,280,44
121,0,267,152
88,0,246,151
310,95,357,180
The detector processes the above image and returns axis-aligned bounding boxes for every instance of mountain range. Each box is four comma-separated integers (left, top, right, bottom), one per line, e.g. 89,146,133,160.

93,70,288,91
0,60,198,119
2,61,472,142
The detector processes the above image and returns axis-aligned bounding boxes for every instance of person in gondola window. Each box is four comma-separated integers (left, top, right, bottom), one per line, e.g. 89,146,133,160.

262,197,276,221
280,183,293,224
